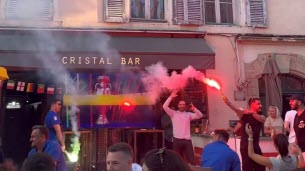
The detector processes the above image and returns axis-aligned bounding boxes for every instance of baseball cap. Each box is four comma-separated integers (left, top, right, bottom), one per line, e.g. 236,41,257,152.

290,94,305,104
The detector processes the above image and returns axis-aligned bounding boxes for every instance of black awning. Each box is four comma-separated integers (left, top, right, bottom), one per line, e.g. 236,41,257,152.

0,30,215,70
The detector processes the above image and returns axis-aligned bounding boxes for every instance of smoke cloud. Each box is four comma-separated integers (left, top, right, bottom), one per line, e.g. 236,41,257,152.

142,62,206,103
28,30,121,162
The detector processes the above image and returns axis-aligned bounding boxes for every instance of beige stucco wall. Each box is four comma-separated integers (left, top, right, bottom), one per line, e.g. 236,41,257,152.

0,0,305,130
204,35,244,130
0,0,304,35
205,38,305,129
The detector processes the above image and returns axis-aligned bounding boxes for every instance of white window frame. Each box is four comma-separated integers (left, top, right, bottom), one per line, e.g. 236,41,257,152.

204,0,237,25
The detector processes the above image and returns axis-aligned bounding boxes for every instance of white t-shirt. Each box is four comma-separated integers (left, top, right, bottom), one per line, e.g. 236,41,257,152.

284,110,297,143
268,154,297,171
264,116,284,134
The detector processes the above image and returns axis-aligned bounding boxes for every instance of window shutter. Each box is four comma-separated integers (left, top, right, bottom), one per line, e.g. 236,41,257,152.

105,0,127,23
174,0,203,25
246,0,267,27
6,0,53,20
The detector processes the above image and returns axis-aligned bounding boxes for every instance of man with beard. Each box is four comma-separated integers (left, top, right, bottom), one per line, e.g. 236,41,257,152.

163,89,203,165
289,94,305,158
223,97,265,171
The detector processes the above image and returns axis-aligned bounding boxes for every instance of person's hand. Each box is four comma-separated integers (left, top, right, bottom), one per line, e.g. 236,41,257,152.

243,109,254,115
227,127,233,131
222,95,229,104
245,123,253,136
291,144,302,155
270,127,276,138
61,145,66,152
170,89,178,98
189,102,195,112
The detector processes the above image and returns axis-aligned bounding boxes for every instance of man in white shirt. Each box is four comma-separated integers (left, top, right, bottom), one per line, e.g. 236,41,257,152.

284,110,297,147
163,89,203,165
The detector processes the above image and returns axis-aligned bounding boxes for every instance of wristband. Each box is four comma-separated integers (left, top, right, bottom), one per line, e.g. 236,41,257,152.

248,138,253,141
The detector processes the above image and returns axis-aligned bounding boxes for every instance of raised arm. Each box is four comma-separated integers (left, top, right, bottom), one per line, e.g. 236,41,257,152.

163,90,178,117
246,123,272,167
222,95,244,119
189,103,203,120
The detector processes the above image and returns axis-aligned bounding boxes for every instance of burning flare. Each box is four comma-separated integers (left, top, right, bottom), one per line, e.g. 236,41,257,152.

64,150,79,162
202,78,221,90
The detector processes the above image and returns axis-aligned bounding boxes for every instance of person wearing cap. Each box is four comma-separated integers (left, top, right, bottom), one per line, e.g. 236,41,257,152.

289,94,305,158
201,129,241,171
222,96,265,171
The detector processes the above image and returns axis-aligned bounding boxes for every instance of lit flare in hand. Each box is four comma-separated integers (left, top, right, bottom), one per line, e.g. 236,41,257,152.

64,150,78,162
202,78,221,90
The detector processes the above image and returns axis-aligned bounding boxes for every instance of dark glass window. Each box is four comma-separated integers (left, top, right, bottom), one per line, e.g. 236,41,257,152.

205,0,216,23
205,0,233,24
131,0,164,20
150,0,164,19
220,0,233,23
131,0,145,18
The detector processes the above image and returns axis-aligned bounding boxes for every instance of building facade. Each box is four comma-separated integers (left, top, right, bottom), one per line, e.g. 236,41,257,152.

0,0,305,169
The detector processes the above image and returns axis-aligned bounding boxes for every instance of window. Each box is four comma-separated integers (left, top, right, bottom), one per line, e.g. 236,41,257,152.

173,0,203,25
204,0,233,24
246,0,267,27
5,0,53,20
104,0,164,23
104,0,127,22
130,0,164,20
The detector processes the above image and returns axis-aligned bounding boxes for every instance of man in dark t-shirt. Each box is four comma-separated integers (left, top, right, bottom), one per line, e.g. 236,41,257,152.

223,96,266,171
290,94,305,156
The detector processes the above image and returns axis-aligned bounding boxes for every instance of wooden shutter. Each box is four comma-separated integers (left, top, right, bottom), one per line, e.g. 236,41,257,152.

174,0,203,25
6,0,53,20
246,0,267,27
105,0,127,23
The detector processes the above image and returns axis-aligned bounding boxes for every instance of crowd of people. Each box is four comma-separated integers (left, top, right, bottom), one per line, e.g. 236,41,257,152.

1,90,305,171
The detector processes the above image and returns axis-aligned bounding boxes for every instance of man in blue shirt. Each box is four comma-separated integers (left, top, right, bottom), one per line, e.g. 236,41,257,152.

28,125,67,171
45,98,65,151
201,129,241,171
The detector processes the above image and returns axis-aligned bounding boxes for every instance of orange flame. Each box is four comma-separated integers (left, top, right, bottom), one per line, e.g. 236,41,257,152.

202,78,221,90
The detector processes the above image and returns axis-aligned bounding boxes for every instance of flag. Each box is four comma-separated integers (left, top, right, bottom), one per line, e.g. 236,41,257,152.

6,80,15,90
37,84,45,94
47,87,55,94
26,83,34,93
56,88,62,94
16,81,26,91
